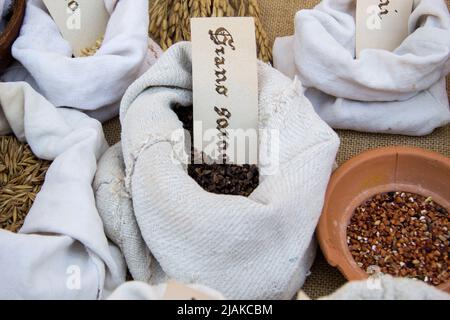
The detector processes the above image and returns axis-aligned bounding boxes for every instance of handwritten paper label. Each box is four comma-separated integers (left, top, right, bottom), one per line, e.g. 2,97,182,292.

356,0,413,58
163,280,218,300
191,17,259,165
43,0,110,57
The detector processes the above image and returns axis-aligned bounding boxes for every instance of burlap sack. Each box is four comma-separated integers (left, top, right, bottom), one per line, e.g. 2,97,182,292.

95,41,340,299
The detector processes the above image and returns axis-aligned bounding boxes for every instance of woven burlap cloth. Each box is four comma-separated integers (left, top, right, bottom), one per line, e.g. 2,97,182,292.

102,0,450,299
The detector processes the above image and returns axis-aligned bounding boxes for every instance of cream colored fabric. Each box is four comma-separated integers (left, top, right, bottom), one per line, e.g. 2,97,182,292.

95,142,163,284
96,41,340,300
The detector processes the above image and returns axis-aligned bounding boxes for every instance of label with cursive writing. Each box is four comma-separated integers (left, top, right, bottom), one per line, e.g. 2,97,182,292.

356,0,413,58
191,17,258,165
43,0,110,57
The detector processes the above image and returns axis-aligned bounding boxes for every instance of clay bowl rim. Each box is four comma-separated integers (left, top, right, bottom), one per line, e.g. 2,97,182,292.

317,146,450,293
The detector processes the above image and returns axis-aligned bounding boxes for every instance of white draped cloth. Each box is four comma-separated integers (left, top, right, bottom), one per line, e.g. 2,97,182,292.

1,0,162,122
274,0,450,136
0,82,126,299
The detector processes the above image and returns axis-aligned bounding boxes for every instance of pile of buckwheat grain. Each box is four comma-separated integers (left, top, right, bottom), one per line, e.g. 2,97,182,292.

173,104,259,197
347,191,449,286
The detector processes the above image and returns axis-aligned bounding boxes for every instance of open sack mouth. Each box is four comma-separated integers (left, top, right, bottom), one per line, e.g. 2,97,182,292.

171,103,260,197
92,41,340,299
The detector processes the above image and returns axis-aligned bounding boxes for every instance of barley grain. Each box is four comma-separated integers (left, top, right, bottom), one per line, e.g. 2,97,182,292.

0,136,50,233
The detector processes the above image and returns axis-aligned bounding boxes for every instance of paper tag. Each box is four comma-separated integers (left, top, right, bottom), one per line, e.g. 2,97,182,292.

191,17,259,165
43,0,110,57
356,0,413,58
163,281,217,300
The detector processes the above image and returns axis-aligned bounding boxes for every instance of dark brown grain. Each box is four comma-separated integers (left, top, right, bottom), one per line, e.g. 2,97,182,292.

173,104,259,197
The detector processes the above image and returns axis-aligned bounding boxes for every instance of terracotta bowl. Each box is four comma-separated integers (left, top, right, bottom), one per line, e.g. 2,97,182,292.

0,0,26,72
318,146,450,293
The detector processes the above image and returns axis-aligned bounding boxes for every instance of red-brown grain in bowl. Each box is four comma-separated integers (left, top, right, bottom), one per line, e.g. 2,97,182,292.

317,146,450,293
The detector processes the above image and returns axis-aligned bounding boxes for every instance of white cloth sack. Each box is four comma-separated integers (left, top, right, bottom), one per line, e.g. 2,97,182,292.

273,0,450,136
0,82,126,299
321,276,450,300
1,0,162,122
108,281,224,300
94,42,340,300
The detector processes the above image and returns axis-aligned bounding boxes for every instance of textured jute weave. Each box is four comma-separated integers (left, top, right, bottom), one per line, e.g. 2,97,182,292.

102,0,450,299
